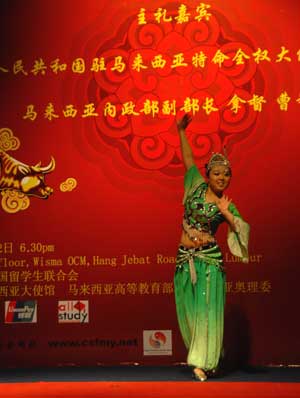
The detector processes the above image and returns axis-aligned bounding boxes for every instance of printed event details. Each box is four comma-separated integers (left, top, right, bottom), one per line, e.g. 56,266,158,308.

0,253,263,268
0,241,270,298
0,241,263,267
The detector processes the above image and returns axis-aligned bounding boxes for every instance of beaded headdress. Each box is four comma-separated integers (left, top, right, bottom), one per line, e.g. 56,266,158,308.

206,152,231,172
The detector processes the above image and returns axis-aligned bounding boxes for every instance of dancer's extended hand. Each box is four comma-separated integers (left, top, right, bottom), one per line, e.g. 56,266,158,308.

177,114,192,131
215,195,232,214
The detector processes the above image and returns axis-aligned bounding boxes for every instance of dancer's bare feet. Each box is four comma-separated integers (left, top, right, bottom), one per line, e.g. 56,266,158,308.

193,368,207,381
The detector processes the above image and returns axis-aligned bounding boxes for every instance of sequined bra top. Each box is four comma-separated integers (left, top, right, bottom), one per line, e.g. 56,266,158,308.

184,182,225,236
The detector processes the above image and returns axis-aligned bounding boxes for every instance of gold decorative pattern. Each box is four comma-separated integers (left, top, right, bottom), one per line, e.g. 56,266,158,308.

0,132,55,213
60,178,77,192
0,128,20,151
0,151,55,198
1,190,30,213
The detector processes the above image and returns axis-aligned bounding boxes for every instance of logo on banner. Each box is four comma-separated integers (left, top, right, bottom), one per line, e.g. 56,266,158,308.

58,300,89,323
5,300,37,323
143,330,172,356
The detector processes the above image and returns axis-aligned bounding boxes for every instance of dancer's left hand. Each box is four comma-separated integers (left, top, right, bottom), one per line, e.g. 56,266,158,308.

215,195,232,214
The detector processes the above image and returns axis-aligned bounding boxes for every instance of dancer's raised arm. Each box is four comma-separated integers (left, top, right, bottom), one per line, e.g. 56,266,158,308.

177,114,195,171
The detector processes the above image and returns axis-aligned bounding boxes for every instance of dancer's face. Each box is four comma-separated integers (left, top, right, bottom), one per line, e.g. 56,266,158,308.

208,165,231,194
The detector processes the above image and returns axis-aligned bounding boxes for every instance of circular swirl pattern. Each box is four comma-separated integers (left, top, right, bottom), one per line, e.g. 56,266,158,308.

60,178,78,192
0,128,20,151
80,4,264,174
1,190,30,213
130,135,175,169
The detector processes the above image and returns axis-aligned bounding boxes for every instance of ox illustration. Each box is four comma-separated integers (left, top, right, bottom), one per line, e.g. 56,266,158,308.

0,150,55,198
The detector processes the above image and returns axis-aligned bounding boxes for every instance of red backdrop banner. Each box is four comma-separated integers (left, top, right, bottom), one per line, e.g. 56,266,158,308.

0,0,299,368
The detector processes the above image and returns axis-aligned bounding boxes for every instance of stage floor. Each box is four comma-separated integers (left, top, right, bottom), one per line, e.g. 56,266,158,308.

0,365,299,383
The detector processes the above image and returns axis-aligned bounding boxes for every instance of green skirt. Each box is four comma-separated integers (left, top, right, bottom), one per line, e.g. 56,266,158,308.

174,245,225,370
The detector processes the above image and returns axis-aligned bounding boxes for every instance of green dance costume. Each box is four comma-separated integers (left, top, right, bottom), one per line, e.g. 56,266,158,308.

174,165,249,371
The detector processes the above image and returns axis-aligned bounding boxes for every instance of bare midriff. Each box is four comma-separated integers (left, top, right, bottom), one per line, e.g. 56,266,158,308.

180,230,216,249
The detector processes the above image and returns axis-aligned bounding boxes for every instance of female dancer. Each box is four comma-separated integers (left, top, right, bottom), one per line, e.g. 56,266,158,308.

174,114,249,381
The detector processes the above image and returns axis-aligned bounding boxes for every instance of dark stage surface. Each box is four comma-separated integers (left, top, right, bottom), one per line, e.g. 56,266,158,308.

0,366,299,383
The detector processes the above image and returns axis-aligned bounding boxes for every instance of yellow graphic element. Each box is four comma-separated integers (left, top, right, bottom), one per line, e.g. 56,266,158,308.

228,95,247,114
232,49,251,65
140,100,159,117
195,3,212,21
212,50,230,67
202,97,219,115
3,47,300,79
151,54,167,69
0,269,79,284
111,56,126,73
31,58,47,75
23,104,38,121
226,280,271,294
60,178,77,192
154,8,172,23
248,95,266,112
252,48,271,63
171,53,188,68
192,52,207,68
0,150,55,199
82,103,99,118
122,102,140,116
68,282,174,296
277,91,291,111
175,4,191,24
44,103,59,120
63,104,78,118
0,242,13,254
1,190,30,214
180,98,200,115
104,102,117,117
137,4,212,25
276,46,291,63
137,8,147,25
0,128,20,151
72,58,85,73
50,58,67,74
132,53,148,72
13,60,28,75
21,90,299,122
162,100,177,115
91,57,106,72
